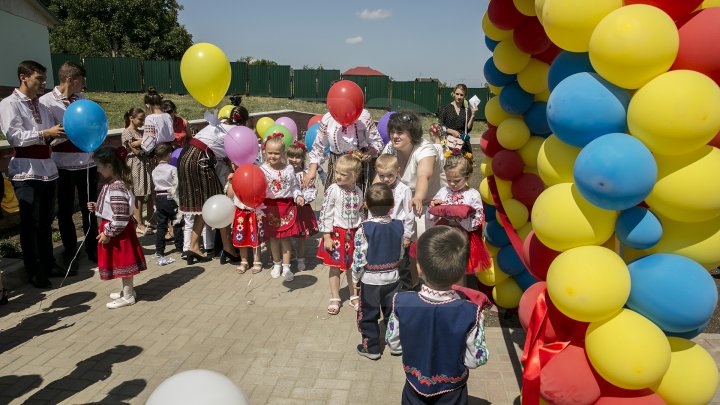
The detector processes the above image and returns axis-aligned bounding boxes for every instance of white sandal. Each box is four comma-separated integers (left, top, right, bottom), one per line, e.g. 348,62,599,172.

327,298,341,315
349,295,360,312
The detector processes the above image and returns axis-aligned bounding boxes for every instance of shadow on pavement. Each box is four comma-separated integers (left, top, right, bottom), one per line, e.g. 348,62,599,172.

499,312,526,390
23,345,143,405
469,396,491,405
0,267,95,317
282,274,318,291
134,266,204,302
86,378,147,405
0,374,43,404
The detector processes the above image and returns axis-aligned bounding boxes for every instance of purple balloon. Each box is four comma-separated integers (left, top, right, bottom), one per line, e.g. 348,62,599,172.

378,111,394,145
169,148,182,167
274,116,298,140
224,125,260,166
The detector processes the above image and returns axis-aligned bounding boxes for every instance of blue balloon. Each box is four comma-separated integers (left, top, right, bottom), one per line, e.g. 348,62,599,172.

616,207,663,250
513,270,538,291
497,245,527,276
169,147,182,167
378,112,394,145
63,99,108,152
484,58,517,87
665,321,708,339
483,220,510,248
574,133,657,210
499,82,534,115
524,102,551,135
547,51,595,91
547,72,631,147
484,203,496,220
627,254,718,333
485,36,499,52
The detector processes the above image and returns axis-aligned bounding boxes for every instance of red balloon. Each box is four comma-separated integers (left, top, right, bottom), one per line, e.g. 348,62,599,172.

595,378,666,404
541,343,603,405
625,0,702,21
232,164,267,208
491,149,524,180
671,8,720,85
522,230,560,281
307,114,322,129
518,281,549,332
514,18,552,55
517,282,588,342
488,0,528,30
709,131,720,148
511,173,545,207
480,125,503,157
534,43,562,65
326,80,364,126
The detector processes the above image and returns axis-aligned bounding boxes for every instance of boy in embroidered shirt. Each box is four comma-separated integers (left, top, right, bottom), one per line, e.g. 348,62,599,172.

351,183,404,360
151,143,183,263
386,226,489,404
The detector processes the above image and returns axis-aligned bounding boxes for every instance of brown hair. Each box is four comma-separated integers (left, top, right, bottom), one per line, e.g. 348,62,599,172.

286,143,307,167
144,86,163,107
387,110,423,144
453,83,468,95
17,60,46,81
417,226,468,288
365,183,395,217
154,143,173,161
123,107,145,128
93,146,132,188
444,153,473,177
58,61,85,82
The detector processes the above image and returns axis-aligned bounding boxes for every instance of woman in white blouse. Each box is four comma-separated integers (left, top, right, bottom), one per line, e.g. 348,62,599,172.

140,86,174,154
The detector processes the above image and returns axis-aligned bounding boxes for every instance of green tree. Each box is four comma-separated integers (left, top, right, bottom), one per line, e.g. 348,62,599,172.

45,0,193,60
239,56,278,66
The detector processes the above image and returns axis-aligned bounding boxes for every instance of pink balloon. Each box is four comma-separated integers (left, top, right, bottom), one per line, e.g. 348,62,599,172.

274,116,298,140
224,125,259,166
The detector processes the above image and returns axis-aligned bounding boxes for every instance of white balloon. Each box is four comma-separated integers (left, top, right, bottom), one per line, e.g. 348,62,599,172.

201,195,235,229
146,369,249,405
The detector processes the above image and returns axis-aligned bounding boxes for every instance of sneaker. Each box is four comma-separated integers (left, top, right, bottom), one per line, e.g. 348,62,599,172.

106,295,135,309
296,258,305,272
270,263,281,278
282,266,294,281
356,345,381,360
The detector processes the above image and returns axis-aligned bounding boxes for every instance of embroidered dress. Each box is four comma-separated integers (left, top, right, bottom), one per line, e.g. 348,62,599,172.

294,170,318,238
231,196,264,248
95,180,147,280
261,163,301,238
316,183,363,271
122,128,155,196
429,187,492,273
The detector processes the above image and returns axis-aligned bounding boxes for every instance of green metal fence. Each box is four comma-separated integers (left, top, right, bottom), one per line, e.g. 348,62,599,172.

415,80,439,114
168,60,187,94
50,53,82,86
229,61,248,95
293,69,317,100
84,57,115,92
269,65,291,98
391,81,415,111
143,60,171,93
248,65,269,96
317,70,341,101
113,57,142,92
365,76,390,109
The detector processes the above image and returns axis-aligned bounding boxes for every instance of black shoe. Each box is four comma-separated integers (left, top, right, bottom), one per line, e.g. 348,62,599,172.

181,251,188,260
219,250,240,265
186,251,212,265
30,277,52,289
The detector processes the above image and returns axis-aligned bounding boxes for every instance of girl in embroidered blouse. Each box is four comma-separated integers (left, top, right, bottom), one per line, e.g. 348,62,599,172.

317,154,364,315
87,146,147,309
428,153,491,273
261,134,305,282
287,142,318,272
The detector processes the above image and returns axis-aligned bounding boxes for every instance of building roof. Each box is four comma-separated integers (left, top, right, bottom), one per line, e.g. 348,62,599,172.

0,0,60,27
342,66,386,76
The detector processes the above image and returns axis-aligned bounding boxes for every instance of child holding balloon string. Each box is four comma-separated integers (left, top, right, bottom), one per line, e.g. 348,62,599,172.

317,154,365,315
87,146,147,309
225,169,265,274
260,134,305,281
287,141,318,272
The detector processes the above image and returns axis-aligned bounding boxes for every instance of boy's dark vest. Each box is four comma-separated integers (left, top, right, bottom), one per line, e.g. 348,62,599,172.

362,219,403,274
394,291,480,396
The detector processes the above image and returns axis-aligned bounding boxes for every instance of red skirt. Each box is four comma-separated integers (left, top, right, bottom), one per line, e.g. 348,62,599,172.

294,204,318,238
97,219,147,280
232,208,264,248
316,226,357,272
262,198,298,238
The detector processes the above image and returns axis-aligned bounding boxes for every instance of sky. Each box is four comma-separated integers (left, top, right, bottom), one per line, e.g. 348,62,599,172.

177,1,492,87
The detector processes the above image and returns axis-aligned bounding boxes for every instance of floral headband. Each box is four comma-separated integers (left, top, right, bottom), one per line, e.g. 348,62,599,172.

293,141,307,152
444,148,473,161
262,132,284,150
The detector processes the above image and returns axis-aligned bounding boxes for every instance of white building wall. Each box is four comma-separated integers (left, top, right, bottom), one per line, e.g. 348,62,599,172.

0,9,54,89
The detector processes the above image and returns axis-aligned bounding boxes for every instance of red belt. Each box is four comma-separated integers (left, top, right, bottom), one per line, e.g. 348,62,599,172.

189,138,214,156
52,140,83,153
14,145,51,159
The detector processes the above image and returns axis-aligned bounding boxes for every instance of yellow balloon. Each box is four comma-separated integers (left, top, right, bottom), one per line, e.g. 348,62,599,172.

532,183,618,251
701,0,720,8
217,104,234,120
493,277,523,309
495,198,529,229
488,84,503,96
497,118,531,150
180,43,231,108
652,338,719,405
628,70,720,155
535,0,547,22
255,117,275,137
646,214,720,269
542,0,623,52
589,5,679,89
477,258,498,286
518,136,545,168
586,309,671,390
485,96,516,127
479,177,513,205
517,59,550,95
534,88,551,102
486,243,500,257
646,147,720,223
493,40,532,74
482,11,513,41
546,246,629,322
536,135,581,186
513,0,537,16
480,156,494,177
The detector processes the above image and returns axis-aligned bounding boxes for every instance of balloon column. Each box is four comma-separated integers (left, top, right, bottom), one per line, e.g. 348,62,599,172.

482,1,720,404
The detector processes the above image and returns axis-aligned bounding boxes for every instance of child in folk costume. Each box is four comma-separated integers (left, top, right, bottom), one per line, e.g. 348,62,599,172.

428,153,492,274
386,226,489,404
88,147,147,309
261,134,305,281
226,170,264,275
287,141,318,272
317,154,365,315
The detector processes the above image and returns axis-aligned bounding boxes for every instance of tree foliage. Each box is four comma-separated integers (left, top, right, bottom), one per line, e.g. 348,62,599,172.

44,0,193,60
238,56,278,66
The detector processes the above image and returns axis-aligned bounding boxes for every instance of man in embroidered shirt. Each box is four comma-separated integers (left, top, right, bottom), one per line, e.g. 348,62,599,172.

0,61,66,288
40,61,97,272
386,226,489,404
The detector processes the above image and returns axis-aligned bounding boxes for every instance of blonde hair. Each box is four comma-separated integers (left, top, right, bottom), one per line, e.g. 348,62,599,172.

375,154,399,172
444,153,473,177
263,135,287,165
335,154,362,179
